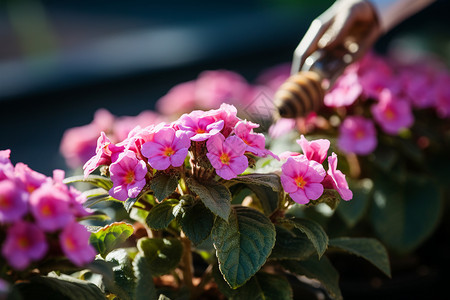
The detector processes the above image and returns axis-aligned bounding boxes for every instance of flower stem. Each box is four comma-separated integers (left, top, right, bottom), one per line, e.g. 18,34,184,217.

180,231,194,291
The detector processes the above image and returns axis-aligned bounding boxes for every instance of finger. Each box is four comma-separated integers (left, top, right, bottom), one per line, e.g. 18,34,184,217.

317,9,352,50
291,3,338,75
351,25,380,62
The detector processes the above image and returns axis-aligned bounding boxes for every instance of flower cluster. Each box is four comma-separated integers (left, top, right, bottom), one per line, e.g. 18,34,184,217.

0,150,96,270
270,51,450,155
60,67,292,170
279,136,352,205
84,104,279,201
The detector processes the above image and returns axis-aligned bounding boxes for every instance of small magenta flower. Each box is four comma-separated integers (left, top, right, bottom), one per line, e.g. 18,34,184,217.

83,132,124,177
156,80,197,116
209,103,240,137
297,135,330,164
206,133,248,180
323,153,353,201
60,221,96,267
0,179,28,223
2,221,48,270
280,155,326,204
371,89,414,135
268,118,296,139
177,110,224,141
29,183,74,231
14,162,48,194
0,150,14,180
109,151,148,201
337,116,377,155
0,149,11,165
141,126,190,170
324,70,362,107
234,121,278,159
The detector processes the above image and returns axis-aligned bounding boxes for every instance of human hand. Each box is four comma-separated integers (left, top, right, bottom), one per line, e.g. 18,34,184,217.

291,0,381,75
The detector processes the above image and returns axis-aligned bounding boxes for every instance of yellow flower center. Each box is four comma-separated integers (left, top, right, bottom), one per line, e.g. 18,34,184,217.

41,204,53,216
164,147,175,157
295,176,307,189
384,107,395,120
355,129,365,140
124,170,135,184
196,128,206,134
65,237,76,251
0,195,10,209
220,153,231,165
18,237,29,249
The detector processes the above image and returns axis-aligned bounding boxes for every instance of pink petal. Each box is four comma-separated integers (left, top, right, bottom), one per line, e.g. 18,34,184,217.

229,155,248,175
170,148,189,167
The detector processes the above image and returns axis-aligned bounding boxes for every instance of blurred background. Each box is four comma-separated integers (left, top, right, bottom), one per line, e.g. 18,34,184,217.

0,0,448,175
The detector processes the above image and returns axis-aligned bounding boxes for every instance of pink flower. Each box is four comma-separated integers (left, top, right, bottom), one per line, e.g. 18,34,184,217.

324,70,362,107
297,135,330,164
323,153,352,201
14,163,48,194
141,126,190,170
109,151,147,201
195,70,249,109
399,62,437,109
29,183,74,231
113,110,164,142
337,116,377,155
0,149,11,165
234,121,278,159
83,132,125,177
2,221,48,270
177,110,224,142
280,155,326,204
356,52,393,99
60,109,115,169
268,118,296,139
60,221,96,267
0,150,14,180
371,89,414,134
0,179,28,223
209,103,240,137
206,134,248,180
279,151,301,160
156,80,197,116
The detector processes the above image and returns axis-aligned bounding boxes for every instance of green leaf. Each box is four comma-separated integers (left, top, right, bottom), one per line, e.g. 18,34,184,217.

89,222,134,258
370,175,442,253
63,174,113,191
281,257,342,300
247,183,281,216
187,178,231,220
82,188,118,208
270,225,315,260
337,178,372,228
178,200,214,245
150,173,178,202
146,199,179,230
212,206,276,288
123,197,139,212
329,237,391,278
232,272,293,300
133,253,157,300
228,173,282,192
291,218,328,259
137,237,183,276
105,249,136,300
14,274,107,300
